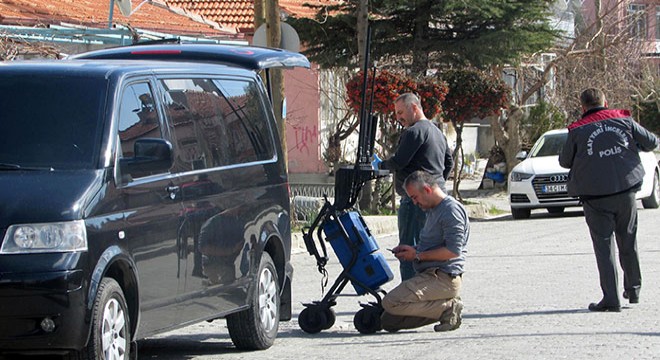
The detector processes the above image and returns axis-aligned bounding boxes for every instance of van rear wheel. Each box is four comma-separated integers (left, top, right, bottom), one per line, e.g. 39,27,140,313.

227,253,279,350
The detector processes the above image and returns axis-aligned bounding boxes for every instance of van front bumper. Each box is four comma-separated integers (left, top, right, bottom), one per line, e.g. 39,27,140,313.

0,269,89,354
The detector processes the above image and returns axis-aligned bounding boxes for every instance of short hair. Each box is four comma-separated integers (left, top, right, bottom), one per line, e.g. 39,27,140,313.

404,170,441,191
395,93,421,107
579,88,606,109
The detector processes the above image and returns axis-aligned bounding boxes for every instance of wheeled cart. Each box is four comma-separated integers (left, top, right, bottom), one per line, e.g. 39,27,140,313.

299,204,393,334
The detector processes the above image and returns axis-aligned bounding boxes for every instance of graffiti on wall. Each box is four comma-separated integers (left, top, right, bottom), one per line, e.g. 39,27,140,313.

289,124,318,156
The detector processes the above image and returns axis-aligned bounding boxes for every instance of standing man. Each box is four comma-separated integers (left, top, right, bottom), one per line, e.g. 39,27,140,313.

373,93,453,281
559,88,658,312
380,170,469,332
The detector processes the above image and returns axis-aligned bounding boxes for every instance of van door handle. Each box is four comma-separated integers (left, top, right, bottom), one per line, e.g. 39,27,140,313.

166,185,180,200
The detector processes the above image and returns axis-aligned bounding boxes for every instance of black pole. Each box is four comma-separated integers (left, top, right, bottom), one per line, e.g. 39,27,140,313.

356,25,372,166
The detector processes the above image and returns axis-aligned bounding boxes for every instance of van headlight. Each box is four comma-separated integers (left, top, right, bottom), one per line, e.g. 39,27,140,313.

510,171,533,182
1,220,87,253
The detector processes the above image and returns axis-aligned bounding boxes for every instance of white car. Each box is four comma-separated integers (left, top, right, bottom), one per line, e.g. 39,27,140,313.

508,128,660,219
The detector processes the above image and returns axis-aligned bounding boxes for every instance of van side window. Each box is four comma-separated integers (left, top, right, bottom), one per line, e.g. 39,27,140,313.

213,79,275,163
160,78,275,172
117,82,164,179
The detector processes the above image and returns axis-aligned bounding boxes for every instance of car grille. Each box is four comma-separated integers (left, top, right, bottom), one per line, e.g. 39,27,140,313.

510,194,530,203
532,174,578,202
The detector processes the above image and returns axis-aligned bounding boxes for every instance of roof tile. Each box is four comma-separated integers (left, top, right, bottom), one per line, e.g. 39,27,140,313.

0,0,239,37
164,0,343,33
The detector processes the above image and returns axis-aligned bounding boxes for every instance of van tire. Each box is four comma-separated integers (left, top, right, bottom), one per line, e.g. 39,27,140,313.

65,278,131,360
227,253,279,350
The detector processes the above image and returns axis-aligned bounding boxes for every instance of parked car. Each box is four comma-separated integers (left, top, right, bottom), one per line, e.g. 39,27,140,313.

0,44,309,358
508,128,660,219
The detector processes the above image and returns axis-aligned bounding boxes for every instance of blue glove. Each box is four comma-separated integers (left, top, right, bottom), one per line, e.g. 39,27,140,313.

371,154,382,170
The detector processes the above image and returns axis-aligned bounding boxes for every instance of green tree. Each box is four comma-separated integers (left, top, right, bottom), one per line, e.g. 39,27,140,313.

288,0,560,72
441,69,511,199
521,101,565,149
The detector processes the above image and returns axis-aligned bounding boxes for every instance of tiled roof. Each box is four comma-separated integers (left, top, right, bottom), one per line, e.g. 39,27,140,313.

166,0,254,32
280,0,343,20
0,0,238,37
165,0,343,33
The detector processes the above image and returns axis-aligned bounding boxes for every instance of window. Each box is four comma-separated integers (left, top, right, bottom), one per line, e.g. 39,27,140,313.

213,79,275,164
117,82,165,179
531,133,567,158
628,4,648,39
160,78,275,172
0,74,105,169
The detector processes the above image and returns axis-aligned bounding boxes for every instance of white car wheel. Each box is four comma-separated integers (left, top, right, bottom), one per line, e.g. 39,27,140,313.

642,171,660,209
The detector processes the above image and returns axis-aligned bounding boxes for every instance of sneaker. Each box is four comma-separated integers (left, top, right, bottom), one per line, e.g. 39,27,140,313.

434,299,463,332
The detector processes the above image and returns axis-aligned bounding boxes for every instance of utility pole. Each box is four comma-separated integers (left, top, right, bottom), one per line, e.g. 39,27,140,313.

254,0,265,28
356,0,377,212
255,0,287,170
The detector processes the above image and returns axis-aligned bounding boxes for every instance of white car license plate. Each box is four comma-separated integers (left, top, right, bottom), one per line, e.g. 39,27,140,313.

543,184,567,193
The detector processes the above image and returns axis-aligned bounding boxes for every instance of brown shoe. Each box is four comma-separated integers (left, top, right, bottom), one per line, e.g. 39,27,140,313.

434,299,463,332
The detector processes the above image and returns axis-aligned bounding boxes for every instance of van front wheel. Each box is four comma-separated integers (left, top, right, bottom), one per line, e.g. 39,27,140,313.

227,253,279,350
66,277,131,360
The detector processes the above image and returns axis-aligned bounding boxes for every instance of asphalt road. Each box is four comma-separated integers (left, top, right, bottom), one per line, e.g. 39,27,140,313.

133,204,660,360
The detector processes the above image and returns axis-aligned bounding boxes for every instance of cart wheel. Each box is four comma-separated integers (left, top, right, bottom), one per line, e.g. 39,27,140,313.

299,306,328,334
354,305,382,334
322,308,336,330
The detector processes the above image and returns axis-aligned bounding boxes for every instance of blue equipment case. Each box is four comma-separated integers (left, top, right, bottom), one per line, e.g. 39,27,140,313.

323,211,393,295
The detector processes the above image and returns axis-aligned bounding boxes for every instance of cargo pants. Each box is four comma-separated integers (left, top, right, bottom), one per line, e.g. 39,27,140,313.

380,267,462,331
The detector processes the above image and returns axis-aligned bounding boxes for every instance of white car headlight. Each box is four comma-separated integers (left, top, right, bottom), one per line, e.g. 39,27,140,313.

510,171,534,182
1,220,87,254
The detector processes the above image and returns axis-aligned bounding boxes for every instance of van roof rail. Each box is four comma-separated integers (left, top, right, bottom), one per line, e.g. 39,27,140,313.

69,43,310,71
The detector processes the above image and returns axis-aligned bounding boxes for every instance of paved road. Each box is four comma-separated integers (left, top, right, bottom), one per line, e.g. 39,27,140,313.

135,204,660,360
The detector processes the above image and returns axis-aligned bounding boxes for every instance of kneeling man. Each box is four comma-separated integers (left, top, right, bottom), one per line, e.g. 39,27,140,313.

381,170,469,332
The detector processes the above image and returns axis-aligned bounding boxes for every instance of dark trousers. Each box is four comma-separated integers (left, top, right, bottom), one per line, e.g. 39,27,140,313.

582,190,641,307
397,196,426,281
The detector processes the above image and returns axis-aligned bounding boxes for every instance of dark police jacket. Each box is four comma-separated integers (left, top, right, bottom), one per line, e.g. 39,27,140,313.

559,107,658,197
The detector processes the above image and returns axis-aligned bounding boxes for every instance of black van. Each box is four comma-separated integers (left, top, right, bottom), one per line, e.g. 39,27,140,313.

0,44,309,358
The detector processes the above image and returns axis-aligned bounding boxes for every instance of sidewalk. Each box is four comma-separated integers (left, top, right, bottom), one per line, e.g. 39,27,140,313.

446,159,510,220
292,159,509,252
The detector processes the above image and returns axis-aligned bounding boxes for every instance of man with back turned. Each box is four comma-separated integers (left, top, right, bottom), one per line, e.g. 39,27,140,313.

559,88,658,312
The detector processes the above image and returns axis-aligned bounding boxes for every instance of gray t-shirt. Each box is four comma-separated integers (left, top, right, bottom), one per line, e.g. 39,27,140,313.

413,196,469,275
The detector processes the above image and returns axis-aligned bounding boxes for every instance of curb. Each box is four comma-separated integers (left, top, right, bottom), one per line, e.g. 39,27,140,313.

291,203,507,253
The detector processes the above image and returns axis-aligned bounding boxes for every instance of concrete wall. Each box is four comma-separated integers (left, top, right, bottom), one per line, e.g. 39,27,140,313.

284,66,329,174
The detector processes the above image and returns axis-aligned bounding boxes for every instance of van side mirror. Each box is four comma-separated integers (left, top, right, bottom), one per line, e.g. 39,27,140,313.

515,151,528,160
120,138,173,177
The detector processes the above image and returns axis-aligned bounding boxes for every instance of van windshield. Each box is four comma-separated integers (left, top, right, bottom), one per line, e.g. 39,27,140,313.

0,74,106,170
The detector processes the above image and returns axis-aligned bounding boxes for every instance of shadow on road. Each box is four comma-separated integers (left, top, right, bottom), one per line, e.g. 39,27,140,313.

138,336,237,358
464,308,584,319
